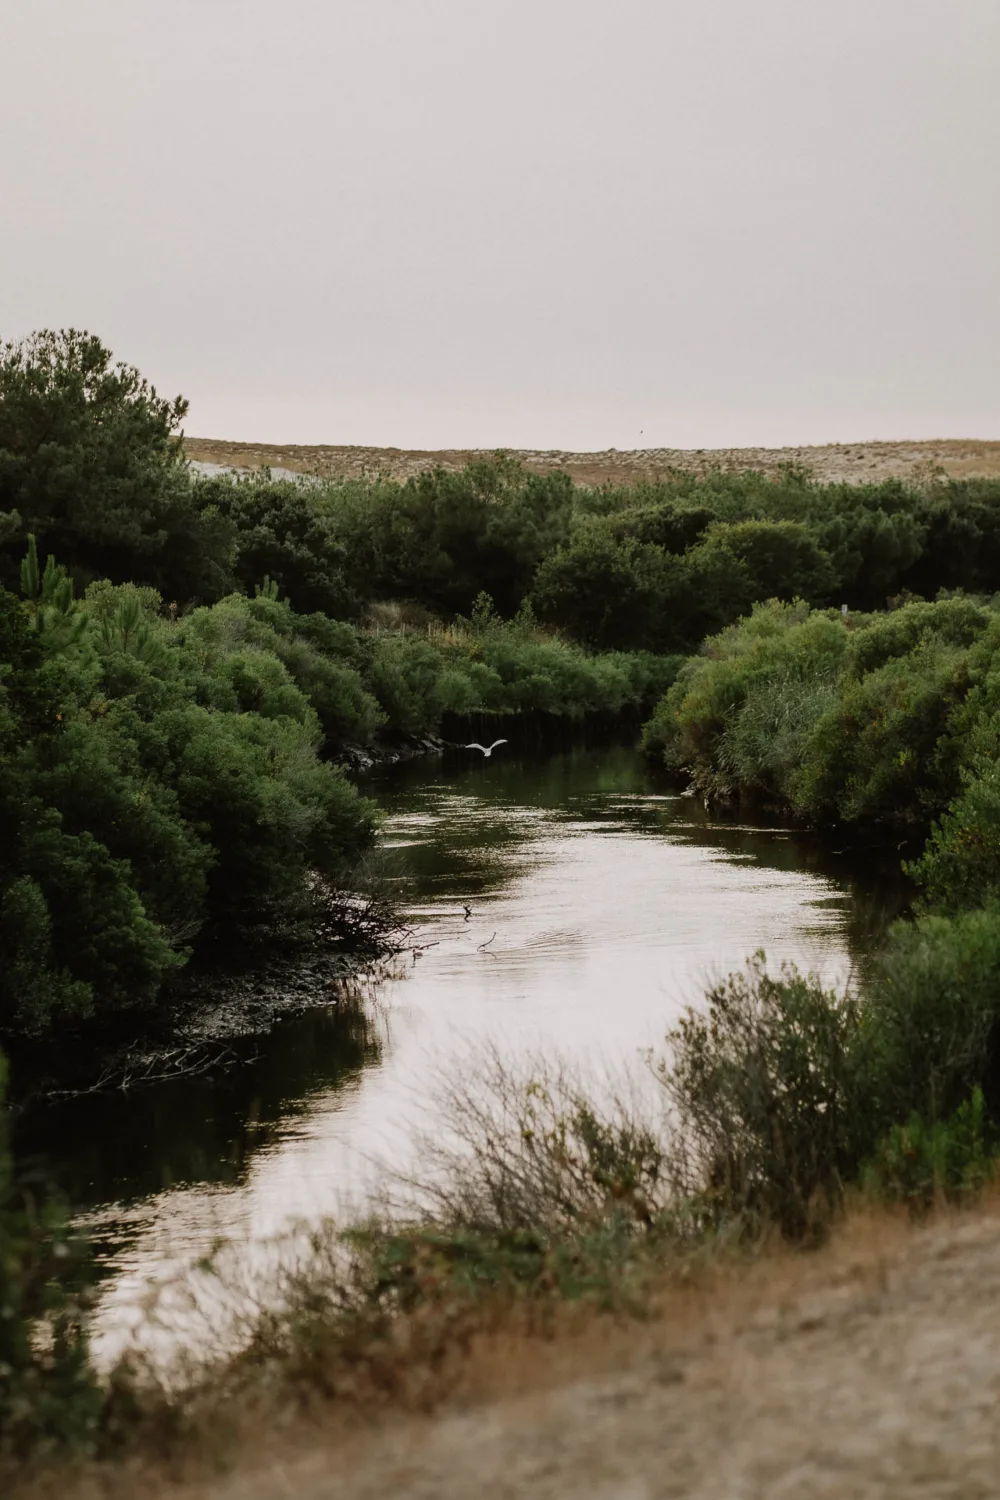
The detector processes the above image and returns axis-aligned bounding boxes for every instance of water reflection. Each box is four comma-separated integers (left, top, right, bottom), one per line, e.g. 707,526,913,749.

14,744,908,1347
19,1003,381,1216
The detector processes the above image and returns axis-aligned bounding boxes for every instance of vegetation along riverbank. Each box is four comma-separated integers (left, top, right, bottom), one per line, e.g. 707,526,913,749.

6,328,1000,1481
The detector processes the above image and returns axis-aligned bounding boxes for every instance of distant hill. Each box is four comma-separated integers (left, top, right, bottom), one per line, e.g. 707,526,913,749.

184,436,1000,487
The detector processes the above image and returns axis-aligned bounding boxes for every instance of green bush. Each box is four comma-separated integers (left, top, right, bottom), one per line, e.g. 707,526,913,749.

12,328,1000,649
908,717,1000,912
641,600,849,798
0,562,382,1040
791,641,970,827
659,918,1000,1236
865,906,1000,1125
643,595,991,829
689,519,837,611
194,473,357,618
863,1088,997,1209
661,956,869,1239
0,330,232,600
531,530,691,651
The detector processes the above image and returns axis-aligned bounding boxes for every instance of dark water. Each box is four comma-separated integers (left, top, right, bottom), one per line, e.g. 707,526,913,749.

13,745,906,1353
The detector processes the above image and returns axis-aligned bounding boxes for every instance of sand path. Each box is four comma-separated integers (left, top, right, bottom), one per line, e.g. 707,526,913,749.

170,1208,1000,1500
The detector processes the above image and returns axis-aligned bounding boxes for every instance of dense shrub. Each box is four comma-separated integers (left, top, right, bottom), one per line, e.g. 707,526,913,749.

689,519,837,612
530,530,689,651
290,456,576,620
662,957,869,1239
10,328,1000,657
0,546,682,1042
194,474,356,618
661,909,1000,1235
0,330,232,600
643,596,993,830
863,1088,997,1208
790,641,970,827
910,726,1000,912
865,906,1000,1124
0,564,382,1040
642,600,849,800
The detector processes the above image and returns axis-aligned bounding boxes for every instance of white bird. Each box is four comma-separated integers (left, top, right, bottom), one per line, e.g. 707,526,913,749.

463,739,508,757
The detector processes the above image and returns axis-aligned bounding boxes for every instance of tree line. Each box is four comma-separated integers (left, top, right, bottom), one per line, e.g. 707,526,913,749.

6,332,1000,651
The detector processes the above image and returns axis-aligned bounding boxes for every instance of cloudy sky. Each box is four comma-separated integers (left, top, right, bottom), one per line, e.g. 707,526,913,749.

3,0,998,449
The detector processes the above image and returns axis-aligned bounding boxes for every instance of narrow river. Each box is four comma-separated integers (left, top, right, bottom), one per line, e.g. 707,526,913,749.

15,744,905,1357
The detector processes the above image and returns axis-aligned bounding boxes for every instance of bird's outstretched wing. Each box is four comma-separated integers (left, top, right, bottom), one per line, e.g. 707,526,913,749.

463,743,487,752
488,739,509,752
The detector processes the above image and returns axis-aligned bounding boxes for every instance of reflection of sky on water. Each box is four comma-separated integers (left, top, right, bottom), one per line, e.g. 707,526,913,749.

14,745,907,1362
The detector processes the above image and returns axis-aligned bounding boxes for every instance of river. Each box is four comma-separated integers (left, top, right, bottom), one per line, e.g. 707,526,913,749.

13,743,906,1356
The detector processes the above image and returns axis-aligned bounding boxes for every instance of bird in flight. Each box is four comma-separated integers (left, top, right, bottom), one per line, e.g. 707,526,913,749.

463,739,508,757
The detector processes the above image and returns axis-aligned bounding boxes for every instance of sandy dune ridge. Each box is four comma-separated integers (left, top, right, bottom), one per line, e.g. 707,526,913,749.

184,437,1000,488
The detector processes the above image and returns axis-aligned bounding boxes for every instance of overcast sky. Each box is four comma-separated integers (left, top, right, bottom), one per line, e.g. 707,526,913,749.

3,1,998,450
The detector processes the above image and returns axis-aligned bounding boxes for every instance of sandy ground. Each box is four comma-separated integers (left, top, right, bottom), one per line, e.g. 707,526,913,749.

48,1203,1000,1500
183,437,1000,488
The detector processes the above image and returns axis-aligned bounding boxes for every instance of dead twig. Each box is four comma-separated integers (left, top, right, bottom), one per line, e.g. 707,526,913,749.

45,1041,247,1098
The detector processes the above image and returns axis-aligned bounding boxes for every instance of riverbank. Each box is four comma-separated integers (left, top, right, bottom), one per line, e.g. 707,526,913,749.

12,1195,1000,1499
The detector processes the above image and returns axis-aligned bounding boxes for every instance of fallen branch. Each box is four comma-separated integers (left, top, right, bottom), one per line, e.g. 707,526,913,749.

45,1040,248,1098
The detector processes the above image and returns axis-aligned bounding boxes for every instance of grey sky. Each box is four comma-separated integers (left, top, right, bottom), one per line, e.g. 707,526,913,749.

3,0,998,449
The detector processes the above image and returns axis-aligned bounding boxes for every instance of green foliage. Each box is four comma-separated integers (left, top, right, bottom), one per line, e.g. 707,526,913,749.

0,533,673,1041
530,530,689,650
907,615,1000,910
354,1213,659,1314
864,1089,997,1209
265,454,576,623
661,912,1000,1236
528,518,836,654
910,723,1000,911
195,474,356,617
0,554,384,1039
19,535,89,653
0,1052,102,1456
0,330,232,599
691,519,837,610
643,596,992,829
10,328,1000,652
791,640,970,827
642,600,849,798
662,957,867,1239
865,906,1000,1125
